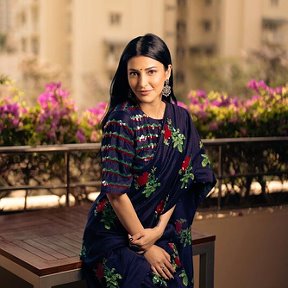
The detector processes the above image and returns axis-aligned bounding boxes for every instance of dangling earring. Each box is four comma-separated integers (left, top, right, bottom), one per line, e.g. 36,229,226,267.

128,89,133,99
162,79,171,97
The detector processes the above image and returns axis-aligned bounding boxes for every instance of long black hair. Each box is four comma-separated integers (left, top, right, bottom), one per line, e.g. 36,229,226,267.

102,33,177,128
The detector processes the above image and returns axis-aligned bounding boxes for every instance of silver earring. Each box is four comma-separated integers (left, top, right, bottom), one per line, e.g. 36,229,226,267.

162,79,171,97
128,89,133,99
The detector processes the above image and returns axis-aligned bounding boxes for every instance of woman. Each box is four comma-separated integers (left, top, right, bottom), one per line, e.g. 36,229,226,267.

81,33,216,288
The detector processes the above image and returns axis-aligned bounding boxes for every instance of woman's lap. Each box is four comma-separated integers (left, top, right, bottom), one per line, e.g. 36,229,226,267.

83,243,193,288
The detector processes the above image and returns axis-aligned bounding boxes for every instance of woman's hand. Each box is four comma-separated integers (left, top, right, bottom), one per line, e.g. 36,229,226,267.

144,245,175,280
129,227,162,251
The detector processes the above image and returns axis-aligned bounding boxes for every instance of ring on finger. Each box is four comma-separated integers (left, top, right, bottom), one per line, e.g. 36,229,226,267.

161,265,166,271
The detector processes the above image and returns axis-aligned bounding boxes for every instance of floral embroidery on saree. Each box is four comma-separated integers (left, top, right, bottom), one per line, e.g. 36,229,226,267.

80,243,87,258
179,156,195,189
201,153,211,167
95,259,122,288
135,167,161,198
163,118,186,153
94,199,116,230
152,273,168,287
104,265,122,288
175,219,192,247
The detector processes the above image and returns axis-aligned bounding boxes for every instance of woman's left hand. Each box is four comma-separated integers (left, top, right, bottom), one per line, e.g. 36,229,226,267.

129,227,163,251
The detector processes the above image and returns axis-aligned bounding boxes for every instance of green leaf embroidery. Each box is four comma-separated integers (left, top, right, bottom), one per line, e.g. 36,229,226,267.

142,167,161,198
180,270,189,286
179,166,195,189
104,265,122,288
79,243,86,258
164,119,186,153
201,153,210,167
179,227,192,247
101,203,116,230
152,273,168,287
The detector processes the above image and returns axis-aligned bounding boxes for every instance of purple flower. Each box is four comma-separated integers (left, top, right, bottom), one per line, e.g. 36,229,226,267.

76,129,86,143
177,101,188,110
196,90,207,98
209,122,218,131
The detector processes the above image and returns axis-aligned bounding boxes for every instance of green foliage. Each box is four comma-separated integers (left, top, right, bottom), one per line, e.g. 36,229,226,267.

188,80,288,139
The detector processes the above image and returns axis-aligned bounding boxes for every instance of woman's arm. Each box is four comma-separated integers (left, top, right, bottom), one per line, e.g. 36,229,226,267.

106,193,144,236
130,205,176,250
155,205,176,235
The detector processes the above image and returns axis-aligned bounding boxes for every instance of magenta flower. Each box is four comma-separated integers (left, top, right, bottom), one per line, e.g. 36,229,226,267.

76,129,86,143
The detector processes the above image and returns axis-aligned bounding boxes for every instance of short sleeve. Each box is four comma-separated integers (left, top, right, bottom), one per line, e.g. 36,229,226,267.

101,110,135,194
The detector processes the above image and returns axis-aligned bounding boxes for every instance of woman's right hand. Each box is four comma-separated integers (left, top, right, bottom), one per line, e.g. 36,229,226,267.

144,245,175,280
129,226,162,251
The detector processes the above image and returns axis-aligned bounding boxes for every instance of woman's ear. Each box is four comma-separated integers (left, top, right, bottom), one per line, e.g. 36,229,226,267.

166,64,172,80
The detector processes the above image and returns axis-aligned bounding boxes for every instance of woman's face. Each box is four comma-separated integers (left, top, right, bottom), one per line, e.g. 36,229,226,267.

127,56,171,105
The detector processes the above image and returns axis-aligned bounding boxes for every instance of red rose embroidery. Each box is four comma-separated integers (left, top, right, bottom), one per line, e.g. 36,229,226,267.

174,256,181,267
175,220,182,233
137,172,149,186
181,156,191,171
96,199,107,212
95,262,104,279
164,124,172,140
155,200,165,214
168,242,174,250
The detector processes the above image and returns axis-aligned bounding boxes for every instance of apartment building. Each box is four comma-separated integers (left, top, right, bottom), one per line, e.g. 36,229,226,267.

1,0,176,108
0,0,287,108
176,0,288,89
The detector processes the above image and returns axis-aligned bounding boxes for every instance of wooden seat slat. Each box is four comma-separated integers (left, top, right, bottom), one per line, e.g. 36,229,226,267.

31,237,78,257
43,235,81,254
12,240,57,261
23,239,69,260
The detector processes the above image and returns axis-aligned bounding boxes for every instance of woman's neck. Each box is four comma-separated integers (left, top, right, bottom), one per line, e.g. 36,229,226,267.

139,100,166,120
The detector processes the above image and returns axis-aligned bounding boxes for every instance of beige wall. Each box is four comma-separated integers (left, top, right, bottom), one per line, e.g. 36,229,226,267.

39,0,71,71
193,205,288,288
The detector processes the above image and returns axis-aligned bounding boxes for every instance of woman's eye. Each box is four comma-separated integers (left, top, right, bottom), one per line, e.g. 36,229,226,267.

148,70,157,75
129,72,138,77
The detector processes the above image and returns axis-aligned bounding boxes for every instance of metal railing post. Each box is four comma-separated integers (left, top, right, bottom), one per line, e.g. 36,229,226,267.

65,151,70,207
217,145,223,210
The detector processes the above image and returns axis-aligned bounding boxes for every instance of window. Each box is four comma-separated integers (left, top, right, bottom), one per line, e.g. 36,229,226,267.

177,20,187,36
175,71,185,83
21,38,27,52
31,37,39,55
109,12,121,26
202,20,212,32
177,0,187,7
270,0,279,6
205,0,213,6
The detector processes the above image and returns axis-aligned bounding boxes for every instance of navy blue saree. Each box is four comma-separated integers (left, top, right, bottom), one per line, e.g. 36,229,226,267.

81,101,216,287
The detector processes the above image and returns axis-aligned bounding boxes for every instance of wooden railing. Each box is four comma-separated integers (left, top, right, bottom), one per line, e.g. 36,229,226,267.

0,137,287,211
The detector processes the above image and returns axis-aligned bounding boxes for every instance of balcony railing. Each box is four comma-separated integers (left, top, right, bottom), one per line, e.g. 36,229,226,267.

0,137,287,212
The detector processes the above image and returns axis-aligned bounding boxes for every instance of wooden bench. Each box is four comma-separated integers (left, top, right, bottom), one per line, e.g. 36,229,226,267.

0,204,215,288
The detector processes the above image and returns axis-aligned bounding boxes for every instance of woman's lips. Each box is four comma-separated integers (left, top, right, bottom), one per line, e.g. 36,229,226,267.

138,90,152,96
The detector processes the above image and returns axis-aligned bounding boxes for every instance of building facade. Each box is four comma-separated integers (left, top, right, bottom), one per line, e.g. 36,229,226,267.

0,0,287,108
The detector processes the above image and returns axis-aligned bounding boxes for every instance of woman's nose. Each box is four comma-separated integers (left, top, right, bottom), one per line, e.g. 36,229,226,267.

138,74,148,88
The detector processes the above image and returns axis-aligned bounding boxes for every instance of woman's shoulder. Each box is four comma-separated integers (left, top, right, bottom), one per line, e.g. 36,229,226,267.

106,102,141,128
168,102,190,118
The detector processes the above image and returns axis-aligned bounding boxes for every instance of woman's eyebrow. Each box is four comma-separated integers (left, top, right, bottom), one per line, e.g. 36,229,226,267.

128,66,157,72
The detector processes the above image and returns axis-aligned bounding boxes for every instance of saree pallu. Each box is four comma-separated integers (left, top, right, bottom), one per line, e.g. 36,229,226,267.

81,102,216,287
